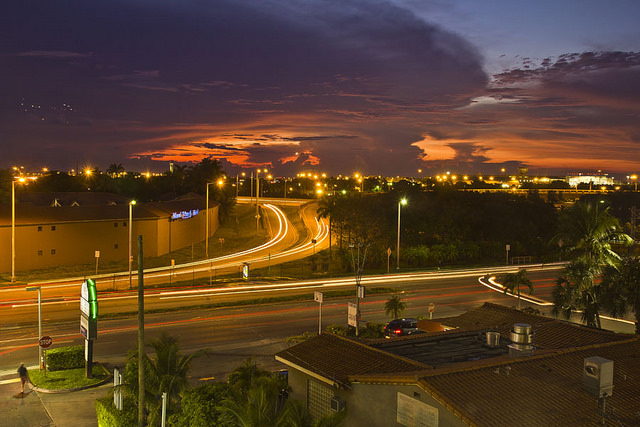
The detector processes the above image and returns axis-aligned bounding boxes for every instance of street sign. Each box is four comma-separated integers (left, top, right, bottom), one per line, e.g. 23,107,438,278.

357,285,365,299
428,303,436,313
314,291,323,303
348,302,357,327
39,336,53,348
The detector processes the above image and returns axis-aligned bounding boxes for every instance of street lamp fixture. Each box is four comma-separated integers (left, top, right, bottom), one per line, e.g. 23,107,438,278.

396,198,408,270
128,200,136,290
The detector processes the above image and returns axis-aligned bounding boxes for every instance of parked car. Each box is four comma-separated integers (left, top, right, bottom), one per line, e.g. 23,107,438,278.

384,318,420,337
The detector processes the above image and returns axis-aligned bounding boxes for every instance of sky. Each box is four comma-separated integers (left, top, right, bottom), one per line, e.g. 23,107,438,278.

1,0,639,177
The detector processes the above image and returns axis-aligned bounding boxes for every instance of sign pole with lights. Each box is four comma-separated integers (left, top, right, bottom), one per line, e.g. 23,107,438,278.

80,279,98,378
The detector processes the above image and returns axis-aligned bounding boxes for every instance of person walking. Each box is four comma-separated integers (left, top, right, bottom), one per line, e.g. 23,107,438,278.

17,363,28,397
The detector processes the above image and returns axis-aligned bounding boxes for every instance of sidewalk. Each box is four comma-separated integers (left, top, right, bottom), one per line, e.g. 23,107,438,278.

0,368,109,427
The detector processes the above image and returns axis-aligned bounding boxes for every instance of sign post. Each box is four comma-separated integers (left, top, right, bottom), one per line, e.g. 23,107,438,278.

80,279,98,378
506,244,510,265
428,303,436,320
314,291,323,335
387,247,392,273
94,250,100,275
39,336,52,375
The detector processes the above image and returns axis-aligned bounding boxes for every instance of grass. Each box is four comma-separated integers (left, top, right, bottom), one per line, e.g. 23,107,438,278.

29,364,109,390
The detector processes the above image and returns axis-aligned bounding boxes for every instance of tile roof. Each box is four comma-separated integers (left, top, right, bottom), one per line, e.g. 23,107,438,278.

438,302,629,350
275,333,430,387
278,303,640,425
420,338,640,426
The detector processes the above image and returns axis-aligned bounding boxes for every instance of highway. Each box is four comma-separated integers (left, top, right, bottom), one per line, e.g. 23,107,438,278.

0,264,567,374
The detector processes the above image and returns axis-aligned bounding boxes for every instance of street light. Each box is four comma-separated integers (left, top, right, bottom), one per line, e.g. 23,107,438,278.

11,177,26,282
206,179,225,259
26,286,42,369
396,198,408,270
128,200,136,290
255,169,268,232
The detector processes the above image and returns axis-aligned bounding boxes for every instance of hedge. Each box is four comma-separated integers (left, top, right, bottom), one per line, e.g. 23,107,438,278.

46,345,84,371
95,396,137,427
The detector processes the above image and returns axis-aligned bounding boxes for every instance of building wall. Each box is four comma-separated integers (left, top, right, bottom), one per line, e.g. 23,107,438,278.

0,205,218,274
287,369,467,427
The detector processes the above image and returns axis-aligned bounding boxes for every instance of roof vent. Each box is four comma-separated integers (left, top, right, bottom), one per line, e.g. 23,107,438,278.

508,323,534,357
583,356,613,397
485,331,500,347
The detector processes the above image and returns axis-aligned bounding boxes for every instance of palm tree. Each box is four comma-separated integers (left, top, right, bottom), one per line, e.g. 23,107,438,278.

384,295,406,319
122,332,206,426
501,268,533,310
551,201,631,328
553,259,601,328
317,195,336,258
107,163,125,177
600,256,640,334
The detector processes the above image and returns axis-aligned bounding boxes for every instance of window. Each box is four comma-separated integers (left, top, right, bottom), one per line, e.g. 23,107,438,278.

114,222,118,227
51,225,56,231
37,226,42,232
307,380,333,419
37,250,43,256
123,222,127,227
114,244,119,249
51,249,56,255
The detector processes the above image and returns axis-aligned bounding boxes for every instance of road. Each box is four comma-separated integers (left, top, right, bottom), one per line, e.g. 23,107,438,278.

1,265,571,376
0,201,329,322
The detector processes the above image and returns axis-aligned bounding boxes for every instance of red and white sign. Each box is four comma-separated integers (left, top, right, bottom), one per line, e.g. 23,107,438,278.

39,336,53,348
428,303,436,313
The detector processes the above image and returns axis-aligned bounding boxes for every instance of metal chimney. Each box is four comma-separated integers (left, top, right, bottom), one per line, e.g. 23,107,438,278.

508,323,534,357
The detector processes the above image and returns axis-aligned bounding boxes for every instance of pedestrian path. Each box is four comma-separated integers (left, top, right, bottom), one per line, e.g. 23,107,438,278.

0,369,109,426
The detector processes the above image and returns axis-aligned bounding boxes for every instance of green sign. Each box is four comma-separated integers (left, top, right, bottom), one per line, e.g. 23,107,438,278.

81,279,98,320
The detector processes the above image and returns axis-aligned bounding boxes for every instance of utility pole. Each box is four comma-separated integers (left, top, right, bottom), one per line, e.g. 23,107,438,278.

137,235,145,427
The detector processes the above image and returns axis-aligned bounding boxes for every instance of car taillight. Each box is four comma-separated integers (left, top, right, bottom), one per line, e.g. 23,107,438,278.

394,329,402,335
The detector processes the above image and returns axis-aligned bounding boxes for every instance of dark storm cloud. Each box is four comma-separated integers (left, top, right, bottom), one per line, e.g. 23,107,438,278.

418,51,640,174
0,0,487,174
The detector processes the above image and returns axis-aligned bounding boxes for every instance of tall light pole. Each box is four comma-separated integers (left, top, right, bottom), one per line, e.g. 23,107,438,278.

11,177,25,282
128,200,136,290
396,198,407,270
206,182,214,259
255,169,267,232
26,286,42,369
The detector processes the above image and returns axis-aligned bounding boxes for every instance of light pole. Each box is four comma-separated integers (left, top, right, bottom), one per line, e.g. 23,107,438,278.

11,177,25,282
349,243,368,337
128,200,136,290
205,182,215,259
396,198,407,270
255,169,267,232
26,286,42,369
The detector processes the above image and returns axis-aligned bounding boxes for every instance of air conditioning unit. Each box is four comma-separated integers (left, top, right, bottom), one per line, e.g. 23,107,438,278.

330,396,345,412
583,356,613,397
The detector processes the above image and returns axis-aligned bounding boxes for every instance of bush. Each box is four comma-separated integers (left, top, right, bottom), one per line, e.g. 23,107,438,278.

46,345,84,371
95,396,137,427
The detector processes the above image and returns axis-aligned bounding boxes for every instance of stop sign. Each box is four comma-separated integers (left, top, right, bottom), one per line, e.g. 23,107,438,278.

39,336,53,348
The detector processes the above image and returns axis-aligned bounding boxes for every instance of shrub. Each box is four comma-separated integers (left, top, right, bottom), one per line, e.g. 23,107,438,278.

95,396,137,427
46,345,84,371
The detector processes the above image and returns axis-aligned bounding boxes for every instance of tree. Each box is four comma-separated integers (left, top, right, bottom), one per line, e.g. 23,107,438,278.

553,259,601,328
317,195,337,258
384,295,406,319
501,269,533,310
551,201,631,328
123,332,206,426
600,256,640,334
107,163,125,177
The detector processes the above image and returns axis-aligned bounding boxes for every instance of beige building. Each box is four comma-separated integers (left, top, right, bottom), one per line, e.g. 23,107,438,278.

0,192,219,274
276,303,640,426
